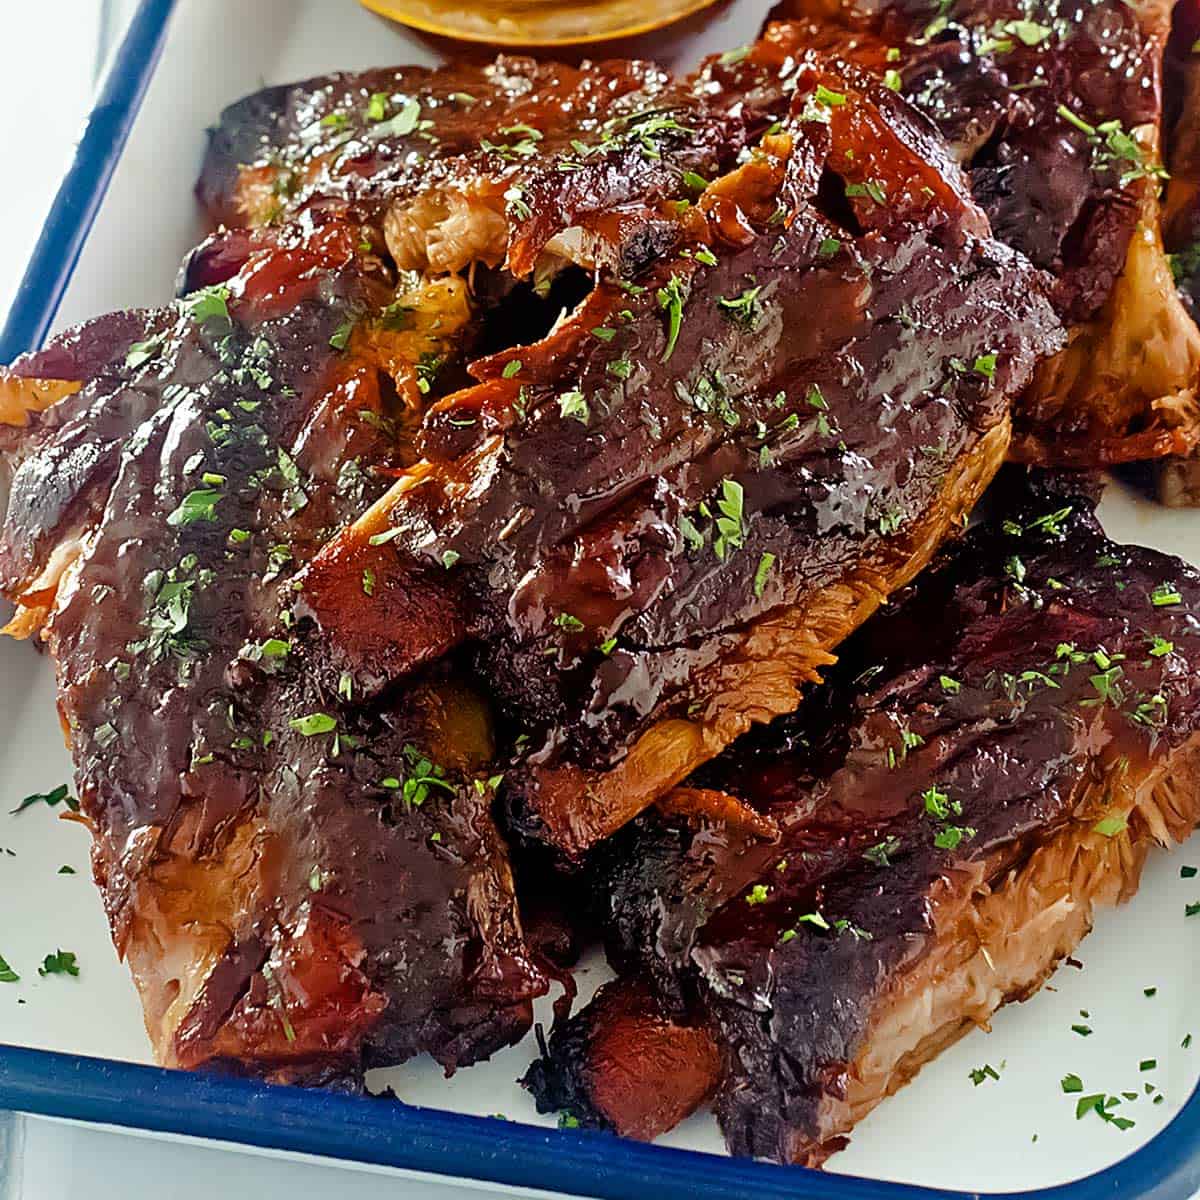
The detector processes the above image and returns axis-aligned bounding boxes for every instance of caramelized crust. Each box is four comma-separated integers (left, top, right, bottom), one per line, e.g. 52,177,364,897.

532,478,1200,1162
300,53,1061,858
766,0,1198,469
0,223,543,1082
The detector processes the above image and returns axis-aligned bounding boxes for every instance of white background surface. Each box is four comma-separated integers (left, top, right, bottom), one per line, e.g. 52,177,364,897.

1,2,1199,1199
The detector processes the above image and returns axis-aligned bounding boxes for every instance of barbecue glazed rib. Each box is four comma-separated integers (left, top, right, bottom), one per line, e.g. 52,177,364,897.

297,51,1062,858
0,221,544,1083
765,0,1200,468
197,56,772,282
527,474,1200,1162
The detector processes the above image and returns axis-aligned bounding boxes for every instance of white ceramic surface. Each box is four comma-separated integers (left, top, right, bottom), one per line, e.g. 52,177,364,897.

1,1,1198,1194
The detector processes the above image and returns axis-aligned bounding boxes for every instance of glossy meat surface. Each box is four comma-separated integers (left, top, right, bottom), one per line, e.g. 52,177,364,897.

765,0,1200,468
0,223,543,1082
198,56,770,279
300,52,1062,858
531,475,1200,1161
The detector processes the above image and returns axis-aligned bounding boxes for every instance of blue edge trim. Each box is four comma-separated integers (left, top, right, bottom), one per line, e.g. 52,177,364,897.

0,0,1197,1195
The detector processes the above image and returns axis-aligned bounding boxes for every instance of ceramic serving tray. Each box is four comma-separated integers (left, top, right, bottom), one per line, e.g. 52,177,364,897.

2,2,1200,1196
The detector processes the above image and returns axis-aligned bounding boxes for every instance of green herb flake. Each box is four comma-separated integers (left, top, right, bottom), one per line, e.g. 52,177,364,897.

166,488,222,527
10,783,72,816
969,1063,1001,1086
38,949,79,978
558,390,590,424
1140,1060,1157,1072
1062,1074,1084,1094
330,318,356,351
753,552,776,598
657,275,688,362
289,713,337,737
818,236,841,256
1182,865,1197,878
1072,1023,1093,1037
366,92,389,121
972,353,997,380
1150,582,1183,607
1092,815,1128,838
185,285,232,328
125,335,165,371
745,883,770,906
553,612,585,633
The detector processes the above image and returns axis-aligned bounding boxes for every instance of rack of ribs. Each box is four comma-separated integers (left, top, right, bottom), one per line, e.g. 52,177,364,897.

295,50,1063,858
0,220,544,1084
527,471,1200,1162
765,0,1200,468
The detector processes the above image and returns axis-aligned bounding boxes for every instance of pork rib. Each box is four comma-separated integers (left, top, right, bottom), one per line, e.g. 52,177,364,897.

0,222,543,1083
765,0,1200,468
528,472,1200,1162
300,51,1063,858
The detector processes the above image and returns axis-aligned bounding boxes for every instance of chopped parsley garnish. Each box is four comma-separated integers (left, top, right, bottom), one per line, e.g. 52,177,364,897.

608,355,634,381
558,390,590,423
657,275,688,361
922,786,954,819
362,568,376,597
58,865,75,875
933,824,976,850
940,675,962,694
125,335,165,371
814,84,847,107
713,478,745,560
1182,865,1197,878
1186,902,1200,918
969,1063,1001,1086
1148,635,1175,658
682,171,709,193
599,637,618,656
845,179,887,205
1140,1060,1157,1071
818,237,841,256
796,911,831,930
384,745,455,811
377,97,422,138
366,92,389,121
1062,1074,1084,1094
10,784,73,816
864,836,901,867
717,285,764,328
185,285,232,329
753,552,776,598
1072,1023,1093,1037
329,318,356,351
1150,582,1183,607
553,612,585,632
166,487,221,527
0,955,17,983
442,550,461,569
745,883,770,905
972,353,997,380
38,950,79,978
289,713,337,737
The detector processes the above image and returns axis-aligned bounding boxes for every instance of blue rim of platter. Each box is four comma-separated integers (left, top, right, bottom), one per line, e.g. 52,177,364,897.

0,1,1198,1196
